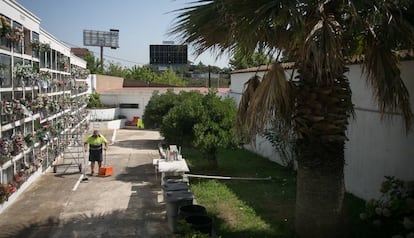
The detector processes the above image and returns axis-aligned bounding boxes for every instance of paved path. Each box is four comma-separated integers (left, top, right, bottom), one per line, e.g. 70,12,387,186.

0,129,170,238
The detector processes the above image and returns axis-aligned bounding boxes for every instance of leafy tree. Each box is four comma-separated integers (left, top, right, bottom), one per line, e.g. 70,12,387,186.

126,65,155,81
142,90,179,129
155,67,187,86
193,91,238,167
229,46,274,69
145,90,238,166
161,91,205,145
161,90,238,167
83,52,103,74
105,61,128,78
82,50,231,87
170,1,414,237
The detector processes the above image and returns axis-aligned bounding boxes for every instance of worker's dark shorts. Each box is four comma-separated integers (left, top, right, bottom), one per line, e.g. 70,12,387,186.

89,149,103,162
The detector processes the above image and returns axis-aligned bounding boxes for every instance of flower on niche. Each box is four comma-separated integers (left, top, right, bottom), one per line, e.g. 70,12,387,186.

0,138,13,157
13,64,35,80
2,99,13,115
0,16,12,38
11,132,27,154
39,71,51,80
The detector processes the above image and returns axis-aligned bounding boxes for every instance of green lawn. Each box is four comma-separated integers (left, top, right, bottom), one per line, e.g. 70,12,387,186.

181,147,377,238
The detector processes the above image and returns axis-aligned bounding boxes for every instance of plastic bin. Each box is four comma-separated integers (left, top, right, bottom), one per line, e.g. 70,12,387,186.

162,182,189,201
165,190,194,233
162,182,189,192
185,215,213,235
179,204,207,220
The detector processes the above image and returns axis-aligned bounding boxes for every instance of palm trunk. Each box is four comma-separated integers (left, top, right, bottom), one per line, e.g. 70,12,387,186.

295,141,345,238
293,69,353,238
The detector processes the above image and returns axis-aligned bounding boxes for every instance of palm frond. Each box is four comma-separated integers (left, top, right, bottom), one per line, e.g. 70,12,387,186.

244,62,294,140
363,46,413,131
301,3,345,84
169,0,235,55
360,0,414,131
170,0,300,57
237,74,261,131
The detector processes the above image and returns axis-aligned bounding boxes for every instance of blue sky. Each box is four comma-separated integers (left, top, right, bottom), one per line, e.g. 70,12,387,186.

16,0,230,68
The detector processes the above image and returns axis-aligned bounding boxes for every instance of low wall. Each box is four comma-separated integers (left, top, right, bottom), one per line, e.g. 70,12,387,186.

88,108,120,121
89,119,127,130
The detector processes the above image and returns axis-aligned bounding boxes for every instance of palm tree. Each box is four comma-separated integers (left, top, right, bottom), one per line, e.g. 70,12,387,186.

170,0,414,237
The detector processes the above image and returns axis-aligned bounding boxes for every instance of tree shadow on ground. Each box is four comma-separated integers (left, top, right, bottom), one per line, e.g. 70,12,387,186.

0,208,169,238
0,163,171,238
115,163,159,185
113,138,162,151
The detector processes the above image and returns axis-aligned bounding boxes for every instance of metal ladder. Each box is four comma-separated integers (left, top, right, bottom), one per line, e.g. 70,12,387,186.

52,119,86,174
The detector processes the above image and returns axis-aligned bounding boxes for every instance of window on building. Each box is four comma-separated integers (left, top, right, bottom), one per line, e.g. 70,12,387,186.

119,103,139,109
0,15,12,51
40,50,45,68
32,31,39,58
45,49,51,68
13,56,23,86
23,28,31,55
51,49,56,70
12,21,23,54
33,61,39,72
0,54,12,87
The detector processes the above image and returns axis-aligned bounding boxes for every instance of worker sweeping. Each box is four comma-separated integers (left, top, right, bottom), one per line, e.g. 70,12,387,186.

84,130,108,175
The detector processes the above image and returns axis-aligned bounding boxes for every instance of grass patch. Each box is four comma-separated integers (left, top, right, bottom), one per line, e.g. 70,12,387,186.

182,147,296,237
181,147,373,238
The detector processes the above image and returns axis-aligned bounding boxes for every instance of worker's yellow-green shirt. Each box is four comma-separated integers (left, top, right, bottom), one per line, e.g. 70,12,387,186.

137,118,144,129
84,135,108,149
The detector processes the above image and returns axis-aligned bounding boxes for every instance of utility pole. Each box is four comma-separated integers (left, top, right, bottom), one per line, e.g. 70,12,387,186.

100,45,104,71
208,65,211,88
217,72,220,88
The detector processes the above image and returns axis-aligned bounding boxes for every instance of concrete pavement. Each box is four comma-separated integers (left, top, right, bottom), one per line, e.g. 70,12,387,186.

0,129,171,238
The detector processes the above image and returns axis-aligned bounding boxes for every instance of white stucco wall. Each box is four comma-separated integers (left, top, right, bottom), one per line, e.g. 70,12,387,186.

88,108,120,121
99,91,150,120
344,61,414,199
230,61,414,200
90,119,127,130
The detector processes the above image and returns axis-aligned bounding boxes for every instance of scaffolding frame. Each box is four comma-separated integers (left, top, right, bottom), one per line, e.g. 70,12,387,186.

52,118,88,174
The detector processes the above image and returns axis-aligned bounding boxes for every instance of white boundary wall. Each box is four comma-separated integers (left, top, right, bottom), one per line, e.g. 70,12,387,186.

230,61,414,200
344,61,414,199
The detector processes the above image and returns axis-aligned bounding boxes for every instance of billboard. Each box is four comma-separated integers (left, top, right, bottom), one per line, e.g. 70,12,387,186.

149,44,188,65
83,29,119,48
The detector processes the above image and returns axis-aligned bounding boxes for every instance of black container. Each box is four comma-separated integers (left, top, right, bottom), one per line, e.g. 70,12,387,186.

179,204,207,220
162,182,189,201
184,215,213,235
165,191,194,233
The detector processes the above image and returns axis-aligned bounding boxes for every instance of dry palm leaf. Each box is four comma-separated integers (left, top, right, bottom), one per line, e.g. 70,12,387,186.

237,74,261,130
245,62,294,140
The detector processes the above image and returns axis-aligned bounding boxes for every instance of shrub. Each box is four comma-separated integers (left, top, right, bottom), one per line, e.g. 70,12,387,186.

360,176,414,237
143,90,178,129
161,91,205,145
86,91,104,108
144,89,239,167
